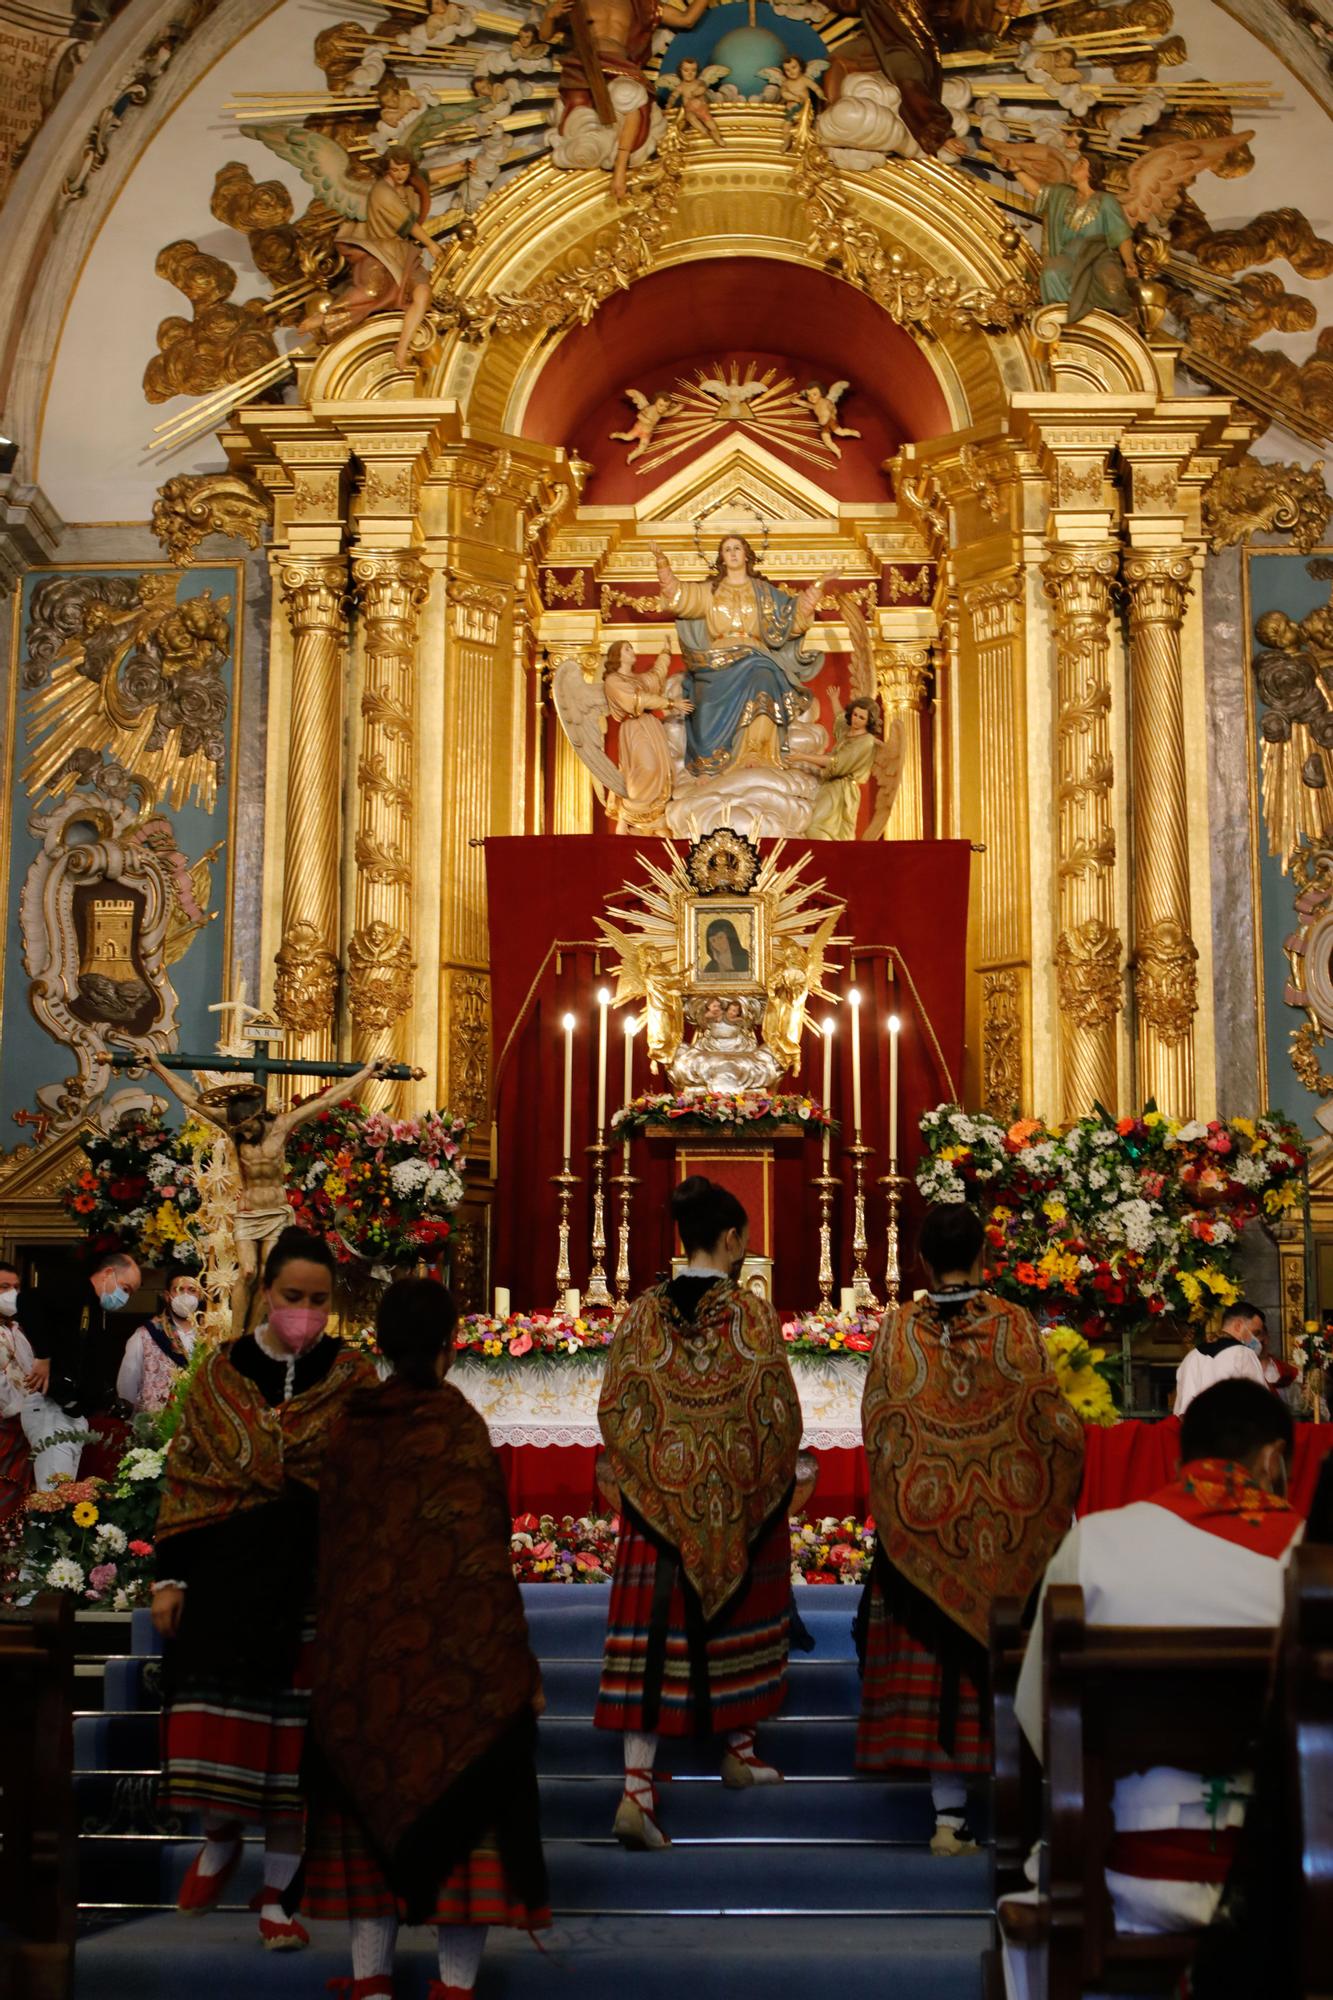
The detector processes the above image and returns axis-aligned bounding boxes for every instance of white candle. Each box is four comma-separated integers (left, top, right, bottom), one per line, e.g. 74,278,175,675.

623,1011,637,1108
887,1013,901,1168
821,1017,835,1170
493,1287,510,1320
839,1286,857,1315
596,986,610,1135
564,1287,581,1318
849,987,863,1136
561,1010,575,1160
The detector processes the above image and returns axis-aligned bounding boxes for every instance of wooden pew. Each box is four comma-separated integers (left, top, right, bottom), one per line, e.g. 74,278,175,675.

0,1595,76,2000
1042,1585,1273,2000
990,1594,1039,1902
1285,1541,1333,1996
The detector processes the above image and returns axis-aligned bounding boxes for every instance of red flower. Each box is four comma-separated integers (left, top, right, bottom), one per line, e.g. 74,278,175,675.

844,1330,873,1352
106,1175,147,1201
1015,1261,1039,1285
128,1539,152,1557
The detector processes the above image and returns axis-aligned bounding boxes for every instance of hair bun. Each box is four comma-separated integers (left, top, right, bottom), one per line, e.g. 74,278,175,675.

672,1174,714,1218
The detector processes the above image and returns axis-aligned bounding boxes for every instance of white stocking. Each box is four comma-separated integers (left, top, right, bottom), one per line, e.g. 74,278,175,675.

260,1841,300,1923
351,1913,398,1979
436,1924,487,1991
197,1815,241,1877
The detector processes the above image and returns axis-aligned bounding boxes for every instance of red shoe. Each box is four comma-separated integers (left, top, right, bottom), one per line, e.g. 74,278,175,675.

328,1981,394,1998
177,1838,242,1914
258,1913,310,1951
426,1986,473,2000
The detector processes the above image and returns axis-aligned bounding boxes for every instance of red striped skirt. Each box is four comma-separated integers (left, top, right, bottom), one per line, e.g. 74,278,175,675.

161,1634,313,1828
0,1414,30,1529
855,1572,990,1776
593,1513,791,1738
304,1801,550,1929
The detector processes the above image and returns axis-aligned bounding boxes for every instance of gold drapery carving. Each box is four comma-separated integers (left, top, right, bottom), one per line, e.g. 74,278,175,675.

448,969,491,1127
963,571,1030,1116
1123,548,1197,1114
275,553,349,1058
349,550,430,1105
980,966,1023,1118
1043,544,1122,1117
875,643,930,842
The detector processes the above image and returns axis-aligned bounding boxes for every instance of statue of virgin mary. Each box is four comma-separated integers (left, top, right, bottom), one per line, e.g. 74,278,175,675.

650,536,842,776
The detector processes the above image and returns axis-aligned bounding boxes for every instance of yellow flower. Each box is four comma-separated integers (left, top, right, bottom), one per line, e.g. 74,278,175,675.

1144,1111,1165,1128
991,1205,1012,1223
1042,1196,1067,1222
73,1501,99,1527
1264,1184,1299,1215
939,1145,967,1161
1199,1268,1240,1305
324,1173,347,1198
1233,1117,1256,1139
1178,1271,1202,1307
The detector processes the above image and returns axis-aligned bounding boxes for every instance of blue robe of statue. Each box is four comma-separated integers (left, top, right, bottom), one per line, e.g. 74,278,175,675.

673,575,823,776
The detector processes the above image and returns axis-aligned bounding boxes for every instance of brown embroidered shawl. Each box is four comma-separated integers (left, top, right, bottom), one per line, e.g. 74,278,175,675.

599,1277,801,1619
156,1340,375,1544
311,1375,542,1878
863,1291,1085,1646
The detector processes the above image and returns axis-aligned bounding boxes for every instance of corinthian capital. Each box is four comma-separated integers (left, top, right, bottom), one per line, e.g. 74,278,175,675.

1121,549,1195,626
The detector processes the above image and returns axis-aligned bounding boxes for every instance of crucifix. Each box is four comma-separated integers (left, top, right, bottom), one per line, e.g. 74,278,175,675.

109,1030,424,1328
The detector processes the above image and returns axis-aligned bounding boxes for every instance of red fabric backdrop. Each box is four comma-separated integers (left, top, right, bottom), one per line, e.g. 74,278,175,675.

485,836,972,1311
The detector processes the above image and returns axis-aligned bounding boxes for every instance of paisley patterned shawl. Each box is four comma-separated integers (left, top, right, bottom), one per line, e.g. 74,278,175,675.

599,1278,801,1620
156,1340,376,1544
863,1292,1085,1646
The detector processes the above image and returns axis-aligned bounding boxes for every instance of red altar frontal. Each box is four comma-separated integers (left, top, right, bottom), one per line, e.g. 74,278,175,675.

485,834,971,1311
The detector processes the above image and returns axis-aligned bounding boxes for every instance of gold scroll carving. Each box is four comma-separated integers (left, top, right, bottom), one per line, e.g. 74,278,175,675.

963,572,1030,1116
151,470,271,565
1043,544,1122,1117
274,554,348,1058
875,644,930,843
1201,457,1333,555
448,970,491,1127
349,551,430,1104
1123,549,1198,1113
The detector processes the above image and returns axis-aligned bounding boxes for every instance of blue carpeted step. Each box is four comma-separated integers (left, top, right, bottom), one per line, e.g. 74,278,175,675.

75,1714,162,1771
79,1834,989,1917
537,1776,938,1842
76,1911,990,1999
100,1656,163,1711
541,1654,861,1716
535,1714,861,1777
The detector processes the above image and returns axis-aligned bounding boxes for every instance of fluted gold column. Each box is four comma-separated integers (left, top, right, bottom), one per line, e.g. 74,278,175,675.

1123,548,1198,1115
962,573,1029,1115
1043,545,1122,1117
348,550,430,1109
875,643,931,840
273,554,349,1061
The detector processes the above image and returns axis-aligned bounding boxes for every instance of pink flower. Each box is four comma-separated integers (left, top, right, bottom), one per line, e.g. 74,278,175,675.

508,1331,534,1358
128,1539,153,1557
88,1562,117,1596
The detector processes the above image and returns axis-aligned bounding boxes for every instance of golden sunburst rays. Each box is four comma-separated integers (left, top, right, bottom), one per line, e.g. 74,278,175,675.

622,362,852,477
24,659,224,816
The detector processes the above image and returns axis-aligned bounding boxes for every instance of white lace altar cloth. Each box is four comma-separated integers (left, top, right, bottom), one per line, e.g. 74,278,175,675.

450,1353,865,1450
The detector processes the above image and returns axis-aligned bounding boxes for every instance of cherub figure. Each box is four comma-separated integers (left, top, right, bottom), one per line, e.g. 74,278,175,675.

664,57,731,140
611,387,682,461
801,381,860,455
402,0,479,55
509,22,554,68
760,52,828,115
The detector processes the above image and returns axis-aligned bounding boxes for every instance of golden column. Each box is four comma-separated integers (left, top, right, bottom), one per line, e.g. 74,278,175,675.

348,550,431,1105
875,641,931,840
1042,544,1123,1117
1122,547,1198,1115
961,572,1029,1115
273,553,350,1060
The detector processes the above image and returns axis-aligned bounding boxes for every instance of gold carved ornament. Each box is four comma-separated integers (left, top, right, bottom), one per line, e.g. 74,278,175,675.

1283,843,1333,1098
152,470,272,565
981,967,1023,1117
346,920,414,1032
1131,916,1198,1046
1252,558,1333,863
447,971,491,1128
274,920,341,1037
1054,918,1123,1031
1202,457,1333,555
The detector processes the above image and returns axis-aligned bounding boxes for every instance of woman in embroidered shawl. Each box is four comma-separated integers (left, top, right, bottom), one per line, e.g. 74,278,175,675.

151,1227,377,1950
116,1271,201,1414
857,1202,1084,1855
650,535,842,776
304,1277,548,2000
594,1175,802,1850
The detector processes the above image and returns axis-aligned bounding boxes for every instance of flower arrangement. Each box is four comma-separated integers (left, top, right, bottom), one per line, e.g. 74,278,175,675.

1042,1324,1120,1426
274,1102,469,1271
917,1105,1306,1339
457,1311,616,1362
510,1512,620,1582
790,1515,876,1584
612,1091,832,1138
61,1111,213,1272
779,1308,878,1355
15,1418,167,1607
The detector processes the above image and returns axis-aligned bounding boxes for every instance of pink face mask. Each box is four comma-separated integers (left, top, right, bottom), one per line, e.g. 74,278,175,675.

268,1304,328,1354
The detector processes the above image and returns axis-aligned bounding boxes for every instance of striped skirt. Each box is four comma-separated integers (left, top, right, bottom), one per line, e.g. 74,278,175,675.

854,1569,990,1777
593,1512,791,1738
161,1635,313,1828
304,1801,550,1930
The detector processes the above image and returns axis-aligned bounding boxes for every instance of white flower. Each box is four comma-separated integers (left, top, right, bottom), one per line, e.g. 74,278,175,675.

95,1523,127,1554
1230,1156,1265,1188
121,1447,164,1481
1114,1198,1155,1252
1209,1219,1234,1245
47,1557,84,1591
1090,1128,1117,1150
1088,1165,1108,1189
112,1589,131,1611
1018,1147,1045,1173
425,1166,463,1206
1176,1120,1207,1143
950,1114,978,1144
390,1158,433,1195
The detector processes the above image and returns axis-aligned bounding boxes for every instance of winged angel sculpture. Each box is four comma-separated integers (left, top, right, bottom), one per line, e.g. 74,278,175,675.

553,641,694,837
245,112,478,367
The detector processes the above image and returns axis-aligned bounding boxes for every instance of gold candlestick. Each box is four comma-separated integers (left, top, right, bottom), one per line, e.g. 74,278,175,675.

551,1163,580,1313
812,1171,839,1309
585,1139,612,1308
876,1169,911,1308
611,1142,640,1312
848,1139,878,1313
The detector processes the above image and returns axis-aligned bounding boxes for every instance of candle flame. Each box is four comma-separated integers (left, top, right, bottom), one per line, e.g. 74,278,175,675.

888,1014,901,1033
849,988,862,1008
625,1014,640,1037
823,1018,836,1037
561,1012,576,1030
597,987,611,1005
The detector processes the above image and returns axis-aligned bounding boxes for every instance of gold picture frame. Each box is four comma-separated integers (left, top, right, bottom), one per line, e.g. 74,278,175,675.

686,897,762,989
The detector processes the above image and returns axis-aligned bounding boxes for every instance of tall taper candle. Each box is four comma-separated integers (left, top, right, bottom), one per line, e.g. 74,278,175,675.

887,1013,901,1168
849,987,863,1136
623,1010,637,1113
821,1017,835,1170
595,986,610,1134
561,1010,575,1159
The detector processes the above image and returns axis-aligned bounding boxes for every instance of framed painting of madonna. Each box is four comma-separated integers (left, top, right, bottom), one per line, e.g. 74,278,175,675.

690,900,760,988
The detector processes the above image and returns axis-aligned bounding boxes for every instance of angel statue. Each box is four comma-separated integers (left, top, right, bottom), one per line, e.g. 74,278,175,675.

664,58,731,141
552,641,693,836
760,53,828,115
245,121,463,366
610,387,681,462
650,534,841,778
801,696,888,838
670,995,784,1095
762,910,841,1071
801,381,860,457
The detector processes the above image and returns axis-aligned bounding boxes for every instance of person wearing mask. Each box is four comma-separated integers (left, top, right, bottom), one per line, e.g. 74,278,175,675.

117,1273,203,1414
6,1248,138,1485
1173,1301,1267,1418
151,1226,376,1950
0,1260,38,1525
858,1202,1084,1857
305,1277,549,2000
594,1175,802,1850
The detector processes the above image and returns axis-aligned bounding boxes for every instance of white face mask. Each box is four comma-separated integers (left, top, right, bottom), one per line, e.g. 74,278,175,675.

0,1290,16,1318
170,1292,200,1319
